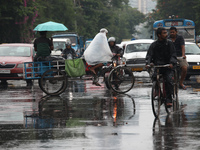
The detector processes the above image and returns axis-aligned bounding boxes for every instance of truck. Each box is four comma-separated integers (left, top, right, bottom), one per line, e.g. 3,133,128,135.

52,33,84,56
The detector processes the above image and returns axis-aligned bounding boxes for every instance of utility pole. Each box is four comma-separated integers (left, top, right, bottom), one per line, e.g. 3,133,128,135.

74,0,77,32
138,0,142,13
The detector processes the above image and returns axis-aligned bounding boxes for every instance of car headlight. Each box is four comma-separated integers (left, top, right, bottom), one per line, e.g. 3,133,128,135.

17,64,23,68
17,63,28,68
121,57,126,65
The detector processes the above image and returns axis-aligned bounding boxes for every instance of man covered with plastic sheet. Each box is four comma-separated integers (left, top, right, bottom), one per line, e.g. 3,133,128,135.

84,28,113,76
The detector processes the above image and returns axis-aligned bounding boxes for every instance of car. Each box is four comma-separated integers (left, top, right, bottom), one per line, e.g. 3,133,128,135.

185,42,200,79
0,43,35,85
123,39,154,72
84,39,93,50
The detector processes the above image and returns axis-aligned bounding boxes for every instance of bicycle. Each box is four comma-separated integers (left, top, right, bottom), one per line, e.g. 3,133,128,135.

24,57,135,96
149,64,179,118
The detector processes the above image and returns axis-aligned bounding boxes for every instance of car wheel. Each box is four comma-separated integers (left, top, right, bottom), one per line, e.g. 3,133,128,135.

26,79,33,86
1,80,7,84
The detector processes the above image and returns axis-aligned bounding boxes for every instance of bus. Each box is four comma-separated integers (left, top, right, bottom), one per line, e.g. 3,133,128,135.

153,18,195,42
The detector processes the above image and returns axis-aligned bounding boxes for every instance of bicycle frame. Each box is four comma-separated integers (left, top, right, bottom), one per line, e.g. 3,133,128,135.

151,64,179,117
156,68,166,102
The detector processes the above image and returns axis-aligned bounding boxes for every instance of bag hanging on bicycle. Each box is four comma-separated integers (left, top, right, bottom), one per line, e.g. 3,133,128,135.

65,58,86,77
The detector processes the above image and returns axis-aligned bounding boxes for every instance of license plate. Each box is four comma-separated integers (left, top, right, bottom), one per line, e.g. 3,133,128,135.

132,68,143,71
0,70,11,74
193,66,200,69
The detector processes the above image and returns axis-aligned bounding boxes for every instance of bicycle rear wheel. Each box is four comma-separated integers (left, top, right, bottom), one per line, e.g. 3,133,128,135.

173,72,179,111
165,71,179,113
151,81,161,118
171,79,179,112
39,69,67,96
108,67,135,94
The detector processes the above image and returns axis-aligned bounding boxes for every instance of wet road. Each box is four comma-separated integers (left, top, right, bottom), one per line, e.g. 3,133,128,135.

1,72,200,150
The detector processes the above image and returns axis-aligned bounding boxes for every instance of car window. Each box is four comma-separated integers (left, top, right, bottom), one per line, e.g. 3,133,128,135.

0,46,31,57
126,43,151,53
185,44,200,55
53,42,66,50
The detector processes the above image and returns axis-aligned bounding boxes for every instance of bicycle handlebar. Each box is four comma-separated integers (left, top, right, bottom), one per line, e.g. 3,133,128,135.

146,64,171,68
177,57,184,59
154,64,171,68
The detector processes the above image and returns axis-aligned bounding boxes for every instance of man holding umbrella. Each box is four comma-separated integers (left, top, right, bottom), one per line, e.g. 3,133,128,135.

33,21,68,61
33,31,54,61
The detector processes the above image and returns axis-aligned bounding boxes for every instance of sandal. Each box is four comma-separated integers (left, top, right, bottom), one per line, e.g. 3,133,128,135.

179,84,187,90
166,99,172,107
92,81,101,86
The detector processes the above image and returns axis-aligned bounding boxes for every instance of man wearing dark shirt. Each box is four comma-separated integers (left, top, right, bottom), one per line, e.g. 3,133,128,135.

108,37,123,57
146,27,177,106
34,31,54,61
169,26,189,90
61,39,77,59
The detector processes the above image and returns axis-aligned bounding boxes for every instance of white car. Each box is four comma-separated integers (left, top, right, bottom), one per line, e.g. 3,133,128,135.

123,39,200,78
185,42,200,79
51,39,67,56
123,39,154,71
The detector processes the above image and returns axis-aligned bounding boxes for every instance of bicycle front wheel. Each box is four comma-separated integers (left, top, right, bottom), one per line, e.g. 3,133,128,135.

108,67,135,94
165,71,179,114
173,72,179,111
151,81,161,118
39,69,68,96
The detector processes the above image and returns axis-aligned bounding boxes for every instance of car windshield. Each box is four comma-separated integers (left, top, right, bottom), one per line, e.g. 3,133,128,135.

0,46,31,57
53,36,77,44
53,42,65,50
126,43,151,53
185,44,200,55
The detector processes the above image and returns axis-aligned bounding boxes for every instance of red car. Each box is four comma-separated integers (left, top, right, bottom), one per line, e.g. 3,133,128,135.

0,43,35,86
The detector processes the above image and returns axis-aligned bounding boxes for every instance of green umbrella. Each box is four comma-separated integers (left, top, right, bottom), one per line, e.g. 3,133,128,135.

33,21,68,31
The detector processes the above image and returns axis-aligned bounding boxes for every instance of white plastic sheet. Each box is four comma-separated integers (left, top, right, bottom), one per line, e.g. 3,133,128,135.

84,33,113,65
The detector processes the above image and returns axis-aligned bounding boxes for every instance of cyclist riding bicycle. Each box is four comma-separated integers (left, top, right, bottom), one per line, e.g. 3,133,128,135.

108,37,123,58
61,39,77,59
168,26,189,90
146,27,177,107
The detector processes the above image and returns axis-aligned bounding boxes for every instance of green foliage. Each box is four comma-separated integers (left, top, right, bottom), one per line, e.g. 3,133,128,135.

0,0,145,43
75,0,145,42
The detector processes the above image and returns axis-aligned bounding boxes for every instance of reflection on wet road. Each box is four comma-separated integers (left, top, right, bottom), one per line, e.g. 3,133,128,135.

1,74,200,149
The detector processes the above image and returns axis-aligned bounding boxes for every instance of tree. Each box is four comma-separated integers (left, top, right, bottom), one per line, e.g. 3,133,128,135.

0,0,145,43
75,0,145,41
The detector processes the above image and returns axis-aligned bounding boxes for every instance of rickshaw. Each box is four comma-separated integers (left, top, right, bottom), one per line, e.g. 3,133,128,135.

23,56,135,96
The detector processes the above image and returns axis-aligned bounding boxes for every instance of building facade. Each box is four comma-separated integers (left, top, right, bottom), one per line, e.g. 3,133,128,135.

129,0,156,14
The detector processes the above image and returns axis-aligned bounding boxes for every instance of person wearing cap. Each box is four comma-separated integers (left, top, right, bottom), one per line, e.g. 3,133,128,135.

61,39,77,59
33,31,54,61
108,37,123,57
